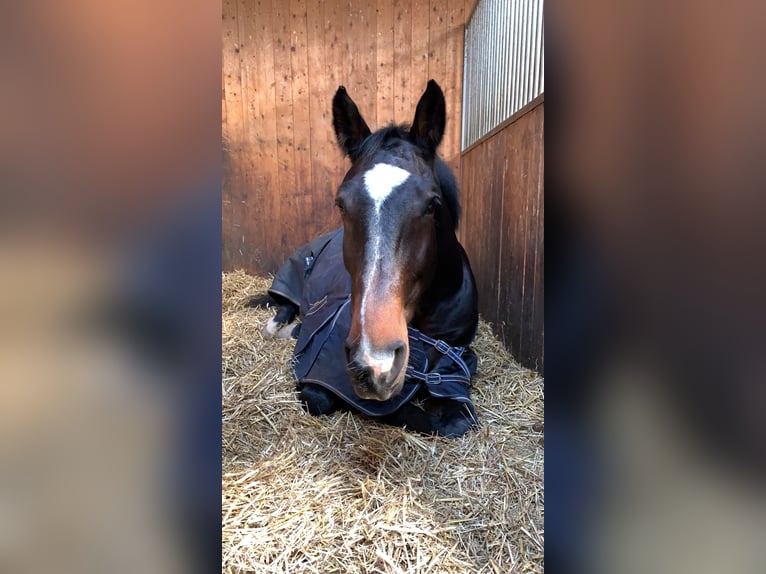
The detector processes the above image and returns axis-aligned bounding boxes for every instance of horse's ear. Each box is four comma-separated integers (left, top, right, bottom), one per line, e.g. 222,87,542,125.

410,80,446,153
332,86,371,157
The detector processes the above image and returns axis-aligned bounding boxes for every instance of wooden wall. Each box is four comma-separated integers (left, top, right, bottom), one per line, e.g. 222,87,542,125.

222,0,545,371
222,0,477,273
460,97,544,371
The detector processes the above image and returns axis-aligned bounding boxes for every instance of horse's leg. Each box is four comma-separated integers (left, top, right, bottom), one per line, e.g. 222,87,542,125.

377,402,438,435
246,294,300,339
262,302,299,338
378,398,475,437
299,383,342,416
423,397,476,438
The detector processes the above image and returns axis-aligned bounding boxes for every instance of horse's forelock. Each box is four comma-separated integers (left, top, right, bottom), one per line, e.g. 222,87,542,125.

350,124,409,164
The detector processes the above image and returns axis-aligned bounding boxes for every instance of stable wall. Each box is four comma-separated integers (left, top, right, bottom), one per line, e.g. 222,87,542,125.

459,97,544,371
222,0,477,273
222,0,544,371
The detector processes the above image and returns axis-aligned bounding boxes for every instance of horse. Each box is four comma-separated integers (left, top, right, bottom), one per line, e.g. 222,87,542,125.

258,80,479,436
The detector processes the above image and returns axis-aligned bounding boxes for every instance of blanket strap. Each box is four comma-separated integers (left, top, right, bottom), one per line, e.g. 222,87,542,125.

406,327,473,385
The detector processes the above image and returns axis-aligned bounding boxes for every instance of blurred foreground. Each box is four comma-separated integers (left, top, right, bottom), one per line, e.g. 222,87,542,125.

546,1,766,572
0,3,221,573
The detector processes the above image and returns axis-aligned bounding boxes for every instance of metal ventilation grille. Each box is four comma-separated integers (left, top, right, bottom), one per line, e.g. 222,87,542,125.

462,0,544,150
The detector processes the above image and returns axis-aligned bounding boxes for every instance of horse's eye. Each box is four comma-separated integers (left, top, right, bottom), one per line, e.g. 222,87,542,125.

424,196,441,216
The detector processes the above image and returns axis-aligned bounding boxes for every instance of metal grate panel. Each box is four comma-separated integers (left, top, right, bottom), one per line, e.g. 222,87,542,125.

462,0,544,149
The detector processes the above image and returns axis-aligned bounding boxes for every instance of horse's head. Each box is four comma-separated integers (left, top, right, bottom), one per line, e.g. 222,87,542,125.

332,80,459,401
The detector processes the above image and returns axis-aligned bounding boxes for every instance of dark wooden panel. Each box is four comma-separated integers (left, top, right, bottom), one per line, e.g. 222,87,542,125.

460,100,544,371
519,105,544,367
529,113,544,368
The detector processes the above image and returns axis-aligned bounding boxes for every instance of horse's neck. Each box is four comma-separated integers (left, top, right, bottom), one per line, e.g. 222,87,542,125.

412,240,478,346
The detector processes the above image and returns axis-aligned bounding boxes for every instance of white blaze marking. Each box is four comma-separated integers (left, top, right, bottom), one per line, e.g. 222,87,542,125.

364,163,411,205
358,163,410,368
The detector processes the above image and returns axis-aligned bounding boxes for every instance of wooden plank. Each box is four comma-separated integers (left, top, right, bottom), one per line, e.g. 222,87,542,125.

306,0,337,237
517,106,538,365
393,0,413,124
442,0,466,173
347,1,377,128
492,128,509,336
222,0,244,270
289,0,313,251
222,76,232,267
459,143,481,296
535,145,544,369
221,3,232,267
462,138,503,331
376,0,395,126
526,105,544,370
460,101,545,370
485,137,504,328
411,0,430,111
323,0,343,90
362,1,379,120
427,0,447,95
471,143,492,324
323,0,351,213
506,116,527,359
237,0,262,271
272,0,297,269
251,0,280,272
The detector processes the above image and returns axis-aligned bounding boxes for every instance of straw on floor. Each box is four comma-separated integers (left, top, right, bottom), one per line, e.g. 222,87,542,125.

222,270,544,573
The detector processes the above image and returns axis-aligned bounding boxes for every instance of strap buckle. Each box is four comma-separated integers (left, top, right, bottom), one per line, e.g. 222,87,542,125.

425,372,442,385
434,339,451,354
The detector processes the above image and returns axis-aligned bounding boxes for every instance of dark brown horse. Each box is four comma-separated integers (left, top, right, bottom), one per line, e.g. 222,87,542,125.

333,80,477,395
260,80,479,436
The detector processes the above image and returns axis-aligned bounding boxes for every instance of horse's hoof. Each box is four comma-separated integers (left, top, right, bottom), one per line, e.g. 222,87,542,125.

261,317,282,338
427,400,477,437
433,414,475,438
276,321,298,339
299,383,339,415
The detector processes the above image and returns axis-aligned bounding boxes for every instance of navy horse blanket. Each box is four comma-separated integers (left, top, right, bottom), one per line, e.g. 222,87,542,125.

268,228,478,420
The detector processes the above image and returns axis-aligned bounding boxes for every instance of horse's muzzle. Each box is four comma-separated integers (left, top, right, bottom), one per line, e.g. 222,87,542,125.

344,339,407,401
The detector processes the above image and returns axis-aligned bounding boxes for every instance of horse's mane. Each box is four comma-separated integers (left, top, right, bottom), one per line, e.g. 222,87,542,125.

351,125,462,228
434,155,461,229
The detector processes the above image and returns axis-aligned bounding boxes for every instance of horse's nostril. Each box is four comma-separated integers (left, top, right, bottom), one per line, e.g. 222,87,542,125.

392,340,407,373
360,367,374,385
350,363,373,387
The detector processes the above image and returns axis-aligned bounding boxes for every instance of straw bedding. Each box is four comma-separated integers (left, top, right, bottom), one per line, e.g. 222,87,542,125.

222,270,544,573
